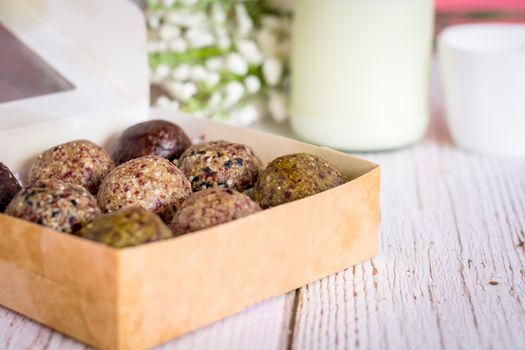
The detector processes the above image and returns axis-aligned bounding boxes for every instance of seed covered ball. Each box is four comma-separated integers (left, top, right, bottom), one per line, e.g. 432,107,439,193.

112,119,191,165
97,155,191,221
28,140,114,194
178,140,263,192
77,207,173,248
253,153,347,208
5,181,100,233
0,162,22,212
170,187,262,236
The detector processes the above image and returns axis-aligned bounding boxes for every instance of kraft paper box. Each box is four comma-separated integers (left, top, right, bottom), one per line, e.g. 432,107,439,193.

0,112,380,350
0,1,380,350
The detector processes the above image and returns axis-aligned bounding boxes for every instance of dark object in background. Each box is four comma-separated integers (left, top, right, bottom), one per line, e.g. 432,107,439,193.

77,207,173,248
170,187,261,236
0,162,22,212
178,140,263,193
112,119,191,165
253,153,347,208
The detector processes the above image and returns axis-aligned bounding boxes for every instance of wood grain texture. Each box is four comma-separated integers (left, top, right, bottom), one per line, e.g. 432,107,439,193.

289,92,525,350
2,69,525,350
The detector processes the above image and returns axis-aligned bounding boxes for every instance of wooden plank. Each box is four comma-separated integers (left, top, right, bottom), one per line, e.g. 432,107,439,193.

289,114,525,350
158,295,291,350
0,295,291,350
0,306,87,350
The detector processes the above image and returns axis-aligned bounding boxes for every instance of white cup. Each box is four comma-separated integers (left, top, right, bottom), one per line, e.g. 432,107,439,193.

438,23,525,157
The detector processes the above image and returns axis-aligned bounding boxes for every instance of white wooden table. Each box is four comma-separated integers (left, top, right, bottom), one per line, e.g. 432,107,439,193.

2,69,525,350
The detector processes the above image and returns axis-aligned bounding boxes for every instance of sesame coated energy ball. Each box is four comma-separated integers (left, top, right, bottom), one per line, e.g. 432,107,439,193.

0,162,22,213
5,181,100,233
253,153,347,208
170,187,262,236
28,140,114,194
111,119,191,165
178,140,263,192
97,155,191,222
77,207,173,248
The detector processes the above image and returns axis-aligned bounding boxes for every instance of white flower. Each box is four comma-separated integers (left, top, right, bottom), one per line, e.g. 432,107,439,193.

257,25,278,57
236,39,263,65
211,3,226,25
208,93,222,110
186,28,215,48
257,15,292,59
156,95,181,112
147,41,165,53
244,75,261,94
155,95,172,108
235,4,253,38
206,57,224,71
268,90,288,122
226,53,248,75
162,0,176,7
184,12,207,28
164,81,197,101
159,41,169,51
152,64,170,82
215,27,231,50
263,58,283,86
164,81,185,98
147,0,292,123
167,101,181,112
235,104,260,125
165,11,184,26
169,37,188,52
159,24,181,40
147,13,161,30
223,81,245,109
206,72,221,87
180,82,198,101
171,64,191,81
190,66,208,81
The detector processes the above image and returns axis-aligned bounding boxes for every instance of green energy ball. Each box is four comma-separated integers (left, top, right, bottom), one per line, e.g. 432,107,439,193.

77,207,173,248
112,119,191,165
170,187,262,236
0,162,21,213
178,140,263,192
253,153,347,208
97,155,191,222
5,181,100,233
28,139,114,194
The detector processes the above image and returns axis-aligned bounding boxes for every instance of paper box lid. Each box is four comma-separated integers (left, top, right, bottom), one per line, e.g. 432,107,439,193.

0,0,149,170
0,0,149,131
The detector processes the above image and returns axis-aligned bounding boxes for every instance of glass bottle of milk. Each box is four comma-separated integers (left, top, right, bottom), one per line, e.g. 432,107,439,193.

290,0,434,151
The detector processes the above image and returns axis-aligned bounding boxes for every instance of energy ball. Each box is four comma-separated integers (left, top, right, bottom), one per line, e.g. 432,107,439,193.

253,153,347,208
28,140,114,194
170,187,261,236
77,207,173,248
178,140,262,192
5,181,100,233
0,162,22,212
112,119,191,165
97,155,191,221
